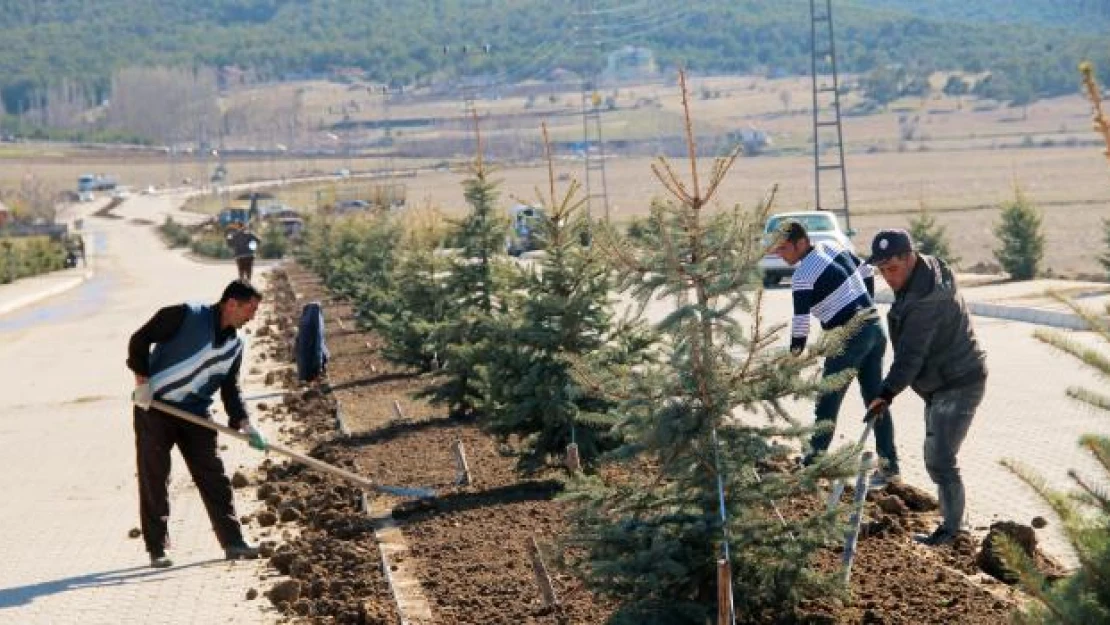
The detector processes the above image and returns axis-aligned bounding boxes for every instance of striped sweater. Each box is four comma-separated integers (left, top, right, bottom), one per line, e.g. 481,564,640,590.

789,241,875,352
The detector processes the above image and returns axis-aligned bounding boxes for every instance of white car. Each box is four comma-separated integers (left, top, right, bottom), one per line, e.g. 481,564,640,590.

758,211,855,286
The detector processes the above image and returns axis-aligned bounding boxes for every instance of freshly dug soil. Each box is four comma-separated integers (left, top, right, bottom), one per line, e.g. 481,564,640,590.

243,270,401,624
258,265,1060,624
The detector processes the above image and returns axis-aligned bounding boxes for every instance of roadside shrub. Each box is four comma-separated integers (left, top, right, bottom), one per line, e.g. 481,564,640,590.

0,236,66,283
158,217,192,248
908,203,960,266
993,187,1044,280
258,222,287,259
190,232,234,259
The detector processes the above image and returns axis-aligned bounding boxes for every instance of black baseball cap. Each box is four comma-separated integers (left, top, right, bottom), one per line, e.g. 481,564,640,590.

868,229,914,264
778,218,808,243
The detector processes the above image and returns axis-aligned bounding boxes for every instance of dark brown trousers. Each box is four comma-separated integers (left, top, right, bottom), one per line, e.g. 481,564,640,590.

133,406,242,556
235,256,254,282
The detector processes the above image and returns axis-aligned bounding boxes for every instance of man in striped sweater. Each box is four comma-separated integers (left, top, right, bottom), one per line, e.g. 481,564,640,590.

772,220,901,484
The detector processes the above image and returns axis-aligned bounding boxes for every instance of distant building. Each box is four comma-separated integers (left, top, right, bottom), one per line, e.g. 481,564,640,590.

603,47,658,81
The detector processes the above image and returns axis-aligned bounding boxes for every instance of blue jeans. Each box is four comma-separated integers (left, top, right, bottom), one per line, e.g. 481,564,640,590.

810,318,900,474
924,380,985,533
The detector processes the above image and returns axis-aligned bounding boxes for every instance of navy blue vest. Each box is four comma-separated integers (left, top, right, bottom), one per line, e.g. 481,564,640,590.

148,303,243,416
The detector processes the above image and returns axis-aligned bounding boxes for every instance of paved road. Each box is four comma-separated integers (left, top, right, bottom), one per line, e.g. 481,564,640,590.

0,196,280,624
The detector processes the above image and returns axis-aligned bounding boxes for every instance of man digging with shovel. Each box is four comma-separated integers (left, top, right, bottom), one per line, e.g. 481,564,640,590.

127,279,268,568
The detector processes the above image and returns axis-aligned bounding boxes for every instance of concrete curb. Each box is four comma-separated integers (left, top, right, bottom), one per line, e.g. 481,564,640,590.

0,268,94,318
874,292,1090,331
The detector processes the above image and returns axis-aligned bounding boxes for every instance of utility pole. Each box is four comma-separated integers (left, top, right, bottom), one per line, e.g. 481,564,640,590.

577,0,611,224
444,42,492,161
809,0,852,232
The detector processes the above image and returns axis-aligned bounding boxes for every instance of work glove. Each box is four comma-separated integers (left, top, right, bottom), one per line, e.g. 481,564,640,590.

242,422,268,451
132,382,153,411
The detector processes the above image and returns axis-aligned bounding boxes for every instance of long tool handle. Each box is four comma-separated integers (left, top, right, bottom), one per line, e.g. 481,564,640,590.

826,412,878,511
146,400,433,498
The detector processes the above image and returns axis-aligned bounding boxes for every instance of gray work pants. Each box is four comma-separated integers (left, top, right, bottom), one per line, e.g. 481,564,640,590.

923,379,986,533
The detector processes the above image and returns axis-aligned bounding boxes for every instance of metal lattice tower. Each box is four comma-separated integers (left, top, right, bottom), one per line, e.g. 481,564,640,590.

578,0,611,223
809,0,851,231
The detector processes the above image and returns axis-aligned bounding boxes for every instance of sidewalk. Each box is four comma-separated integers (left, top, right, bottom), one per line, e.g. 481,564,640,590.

874,273,1110,330
0,263,96,318
0,207,285,624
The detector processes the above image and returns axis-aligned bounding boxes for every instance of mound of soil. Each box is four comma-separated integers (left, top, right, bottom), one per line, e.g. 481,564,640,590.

976,521,1067,585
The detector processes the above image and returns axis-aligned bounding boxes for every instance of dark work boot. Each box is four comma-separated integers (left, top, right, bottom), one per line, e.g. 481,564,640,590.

224,543,260,560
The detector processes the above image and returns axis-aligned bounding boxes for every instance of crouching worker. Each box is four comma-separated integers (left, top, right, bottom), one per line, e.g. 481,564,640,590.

867,229,988,546
127,279,269,568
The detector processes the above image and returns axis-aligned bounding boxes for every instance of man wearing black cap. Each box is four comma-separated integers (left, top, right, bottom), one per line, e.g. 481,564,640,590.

772,219,900,485
866,229,987,546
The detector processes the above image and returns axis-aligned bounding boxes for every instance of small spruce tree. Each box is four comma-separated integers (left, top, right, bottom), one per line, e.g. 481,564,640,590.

420,119,511,418
1083,62,1110,280
908,201,959,266
1001,297,1110,624
993,186,1045,280
561,72,851,623
998,63,1110,623
484,124,649,469
373,207,453,372
296,214,335,281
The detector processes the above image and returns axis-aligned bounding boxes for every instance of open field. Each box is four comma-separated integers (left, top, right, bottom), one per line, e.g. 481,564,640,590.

401,147,1110,277
4,73,1109,277
6,144,1105,277
232,74,1100,154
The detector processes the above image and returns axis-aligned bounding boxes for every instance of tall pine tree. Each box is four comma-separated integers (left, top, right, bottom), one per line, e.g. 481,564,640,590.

562,72,852,623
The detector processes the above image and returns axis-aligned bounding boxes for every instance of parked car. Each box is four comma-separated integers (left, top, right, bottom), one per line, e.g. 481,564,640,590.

506,204,545,256
334,199,370,214
258,204,300,221
758,211,855,286
277,217,305,239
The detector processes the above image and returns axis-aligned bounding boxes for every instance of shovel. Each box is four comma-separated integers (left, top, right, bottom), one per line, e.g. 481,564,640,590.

146,399,435,499
825,410,879,511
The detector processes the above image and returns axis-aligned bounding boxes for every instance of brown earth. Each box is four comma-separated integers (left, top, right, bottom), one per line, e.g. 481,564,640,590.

246,264,1070,624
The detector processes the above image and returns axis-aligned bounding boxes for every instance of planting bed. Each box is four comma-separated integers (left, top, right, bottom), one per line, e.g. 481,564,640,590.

246,263,1064,624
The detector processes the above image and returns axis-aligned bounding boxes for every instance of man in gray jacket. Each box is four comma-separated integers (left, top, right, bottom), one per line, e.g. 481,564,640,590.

866,229,987,546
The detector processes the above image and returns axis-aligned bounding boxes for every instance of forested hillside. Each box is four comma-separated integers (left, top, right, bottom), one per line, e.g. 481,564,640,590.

851,0,1110,29
0,0,1107,116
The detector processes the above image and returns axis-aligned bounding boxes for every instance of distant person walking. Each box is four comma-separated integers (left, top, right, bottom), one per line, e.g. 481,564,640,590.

226,223,260,282
75,235,86,267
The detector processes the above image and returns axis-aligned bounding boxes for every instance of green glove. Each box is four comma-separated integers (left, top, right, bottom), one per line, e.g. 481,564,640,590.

243,423,267,451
